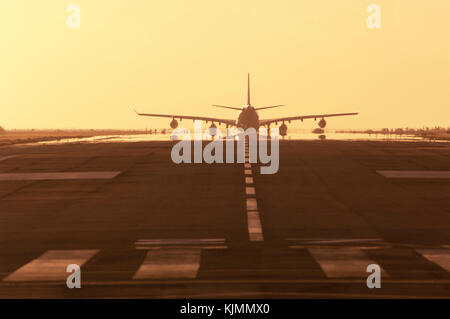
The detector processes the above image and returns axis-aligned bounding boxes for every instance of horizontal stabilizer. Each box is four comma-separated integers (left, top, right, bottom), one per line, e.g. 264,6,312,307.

254,105,285,111
212,105,242,111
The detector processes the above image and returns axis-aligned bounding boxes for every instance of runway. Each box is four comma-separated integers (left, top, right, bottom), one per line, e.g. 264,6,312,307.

0,138,449,298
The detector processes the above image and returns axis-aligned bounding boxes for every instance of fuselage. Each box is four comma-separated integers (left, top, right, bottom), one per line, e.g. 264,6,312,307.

236,105,259,130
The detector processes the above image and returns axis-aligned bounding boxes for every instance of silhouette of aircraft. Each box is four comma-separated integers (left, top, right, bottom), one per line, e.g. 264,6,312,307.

135,74,358,136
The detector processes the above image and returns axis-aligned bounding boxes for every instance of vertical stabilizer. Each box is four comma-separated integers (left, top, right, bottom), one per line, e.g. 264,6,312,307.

247,73,251,106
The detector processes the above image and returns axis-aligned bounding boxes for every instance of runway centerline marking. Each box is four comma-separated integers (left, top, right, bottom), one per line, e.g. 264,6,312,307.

3,249,99,282
416,249,450,272
0,171,122,181
243,138,263,242
246,198,258,211
133,248,201,280
306,247,389,278
245,187,255,196
247,211,264,242
377,170,450,179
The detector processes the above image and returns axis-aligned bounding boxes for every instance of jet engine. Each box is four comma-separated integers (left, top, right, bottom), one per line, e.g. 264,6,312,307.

170,118,178,129
209,123,218,136
318,118,327,128
279,123,288,136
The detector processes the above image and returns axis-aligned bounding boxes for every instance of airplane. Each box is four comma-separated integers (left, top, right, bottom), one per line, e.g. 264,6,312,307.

134,74,358,136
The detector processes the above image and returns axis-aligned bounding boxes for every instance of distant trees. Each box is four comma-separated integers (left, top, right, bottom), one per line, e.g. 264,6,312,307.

0,126,5,134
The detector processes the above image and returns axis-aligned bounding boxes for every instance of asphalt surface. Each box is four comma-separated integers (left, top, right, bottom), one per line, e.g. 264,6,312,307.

0,138,449,298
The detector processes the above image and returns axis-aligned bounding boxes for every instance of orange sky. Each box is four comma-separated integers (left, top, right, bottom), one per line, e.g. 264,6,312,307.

1,0,449,129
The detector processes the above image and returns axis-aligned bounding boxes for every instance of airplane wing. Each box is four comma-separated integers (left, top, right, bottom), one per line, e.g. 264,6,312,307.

134,110,237,126
259,112,358,126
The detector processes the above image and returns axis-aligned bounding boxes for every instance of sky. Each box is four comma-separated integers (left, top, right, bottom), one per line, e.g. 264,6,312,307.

1,0,449,130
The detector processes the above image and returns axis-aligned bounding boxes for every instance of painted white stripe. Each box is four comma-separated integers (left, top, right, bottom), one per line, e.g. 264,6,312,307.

0,171,121,181
417,249,450,272
136,245,226,250
247,211,264,242
245,187,255,195
136,238,224,245
135,238,226,250
307,247,388,278
246,198,258,211
49,278,450,288
243,139,263,242
133,249,201,279
0,155,16,162
377,170,450,179
290,238,383,245
3,249,98,282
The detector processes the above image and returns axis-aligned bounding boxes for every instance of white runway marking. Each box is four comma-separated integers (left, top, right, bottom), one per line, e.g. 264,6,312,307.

245,187,255,195
246,198,258,211
0,171,121,181
307,247,388,278
243,139,263,242
0,155,16,162
417,249,450,272
289,238,384,245
133,248,201,279
3,250,98,282
135,238,226,250
377,170,450,179
247,211,264,242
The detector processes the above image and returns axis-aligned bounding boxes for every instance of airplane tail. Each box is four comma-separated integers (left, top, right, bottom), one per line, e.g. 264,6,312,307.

212,74,285,110
247,73,250,105
248,73,285,110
